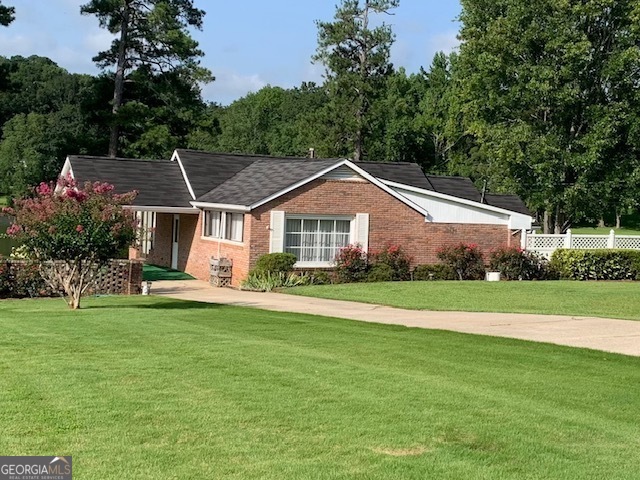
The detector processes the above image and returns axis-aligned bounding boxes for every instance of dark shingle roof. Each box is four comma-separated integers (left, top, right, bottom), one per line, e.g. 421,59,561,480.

68,150,531,217
484,194,532,216
356,162,434,190
196,158,339,206
426,175,482,202
68,155,193,208
174,150,259,198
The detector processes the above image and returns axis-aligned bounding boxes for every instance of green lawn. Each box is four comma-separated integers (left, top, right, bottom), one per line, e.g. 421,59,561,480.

571,226,640,236
1,296,640,479
288,281,640,320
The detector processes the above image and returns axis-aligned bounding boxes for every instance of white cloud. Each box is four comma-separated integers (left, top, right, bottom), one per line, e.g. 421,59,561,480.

202,68,267,104
0,33,36,55
428,31,460,57
85,30,116,52
301,62,325,85
391,39,411,67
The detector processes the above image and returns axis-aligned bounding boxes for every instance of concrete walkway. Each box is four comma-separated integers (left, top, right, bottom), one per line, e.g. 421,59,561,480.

153,280,640,357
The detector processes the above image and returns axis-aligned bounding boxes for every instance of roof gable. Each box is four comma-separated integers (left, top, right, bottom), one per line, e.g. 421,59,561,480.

67,155,193,208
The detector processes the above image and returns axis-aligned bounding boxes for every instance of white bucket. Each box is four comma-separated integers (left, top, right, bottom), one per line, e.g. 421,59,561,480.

485,272,501,282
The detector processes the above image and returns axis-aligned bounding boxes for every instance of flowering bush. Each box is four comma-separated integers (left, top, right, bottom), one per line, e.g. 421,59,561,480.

4,176,137,308
334,244,369,283
489,246,551,280
437,243,485,280
370,243,412,281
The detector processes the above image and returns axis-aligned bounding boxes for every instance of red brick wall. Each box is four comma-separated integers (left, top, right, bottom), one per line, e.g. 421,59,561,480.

250,179,515,268
181,212,252,286
145,213,173,268
142,179,519,285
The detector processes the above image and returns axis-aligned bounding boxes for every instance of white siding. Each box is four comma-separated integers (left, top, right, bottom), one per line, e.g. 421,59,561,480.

323,165,365,181
392,187,510,225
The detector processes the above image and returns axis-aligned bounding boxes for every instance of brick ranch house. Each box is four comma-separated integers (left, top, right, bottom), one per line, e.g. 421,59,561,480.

60,149,533,286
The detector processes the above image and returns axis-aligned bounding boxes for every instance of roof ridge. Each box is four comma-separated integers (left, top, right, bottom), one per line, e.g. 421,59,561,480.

425,173,473,180
69,155,169,163
176,148,323,161
356,161,418,166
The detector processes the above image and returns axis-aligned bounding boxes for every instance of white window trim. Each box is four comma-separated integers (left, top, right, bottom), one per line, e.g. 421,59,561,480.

201,209,245,244
284,215,355,268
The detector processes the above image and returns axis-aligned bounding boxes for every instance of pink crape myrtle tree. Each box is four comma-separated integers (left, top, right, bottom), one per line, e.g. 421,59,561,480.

4,176,137,309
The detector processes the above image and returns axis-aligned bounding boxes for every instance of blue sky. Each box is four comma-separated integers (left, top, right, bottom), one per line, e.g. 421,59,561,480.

0,0,461,104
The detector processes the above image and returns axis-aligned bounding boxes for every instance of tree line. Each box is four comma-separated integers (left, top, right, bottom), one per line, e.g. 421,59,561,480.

0,0,639,233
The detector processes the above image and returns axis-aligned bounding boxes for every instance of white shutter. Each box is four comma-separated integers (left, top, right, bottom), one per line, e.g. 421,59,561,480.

354,213,369,252
269,210,285,253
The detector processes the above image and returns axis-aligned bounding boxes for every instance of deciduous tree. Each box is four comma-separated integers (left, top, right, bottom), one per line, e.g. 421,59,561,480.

4,177,137,309
456,0,640,232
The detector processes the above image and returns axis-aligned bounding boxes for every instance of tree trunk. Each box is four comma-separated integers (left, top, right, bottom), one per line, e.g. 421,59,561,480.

353,0,369,163
554,204,563,234
598,217,605,228
543,209,552,234
69,295,81,310
353,124,363,162
109,4,131,158
616,209,621,229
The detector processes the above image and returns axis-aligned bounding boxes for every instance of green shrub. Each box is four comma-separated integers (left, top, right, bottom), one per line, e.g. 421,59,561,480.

412,264,456,281
0,259,54,298
308,270,333,285
550,249,640,280
0,258,9,296
241,271,310,292
437,243,485,280
253,253,297,275
366,263,395,282
370,244,411,281
489,246,552,280
334,244,369,283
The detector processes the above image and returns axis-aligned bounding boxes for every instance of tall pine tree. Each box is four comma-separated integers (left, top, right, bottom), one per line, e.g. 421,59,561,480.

313,0,398,161
81,0,212,157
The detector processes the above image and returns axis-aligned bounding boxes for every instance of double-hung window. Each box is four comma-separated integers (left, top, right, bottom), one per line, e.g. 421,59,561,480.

285,217,351,264
203,210,243,242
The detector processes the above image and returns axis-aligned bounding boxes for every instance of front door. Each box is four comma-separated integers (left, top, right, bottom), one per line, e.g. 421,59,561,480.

171,214,180,270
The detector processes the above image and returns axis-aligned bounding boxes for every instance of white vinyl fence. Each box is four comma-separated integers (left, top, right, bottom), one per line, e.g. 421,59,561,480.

524,229,640,258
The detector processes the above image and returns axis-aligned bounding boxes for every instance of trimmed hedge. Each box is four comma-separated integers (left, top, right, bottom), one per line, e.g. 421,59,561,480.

253,253,297,275
412,264,456,281
550,249,640,280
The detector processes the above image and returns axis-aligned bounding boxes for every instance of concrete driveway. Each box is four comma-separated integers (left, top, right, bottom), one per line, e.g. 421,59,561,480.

153,280,640,357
